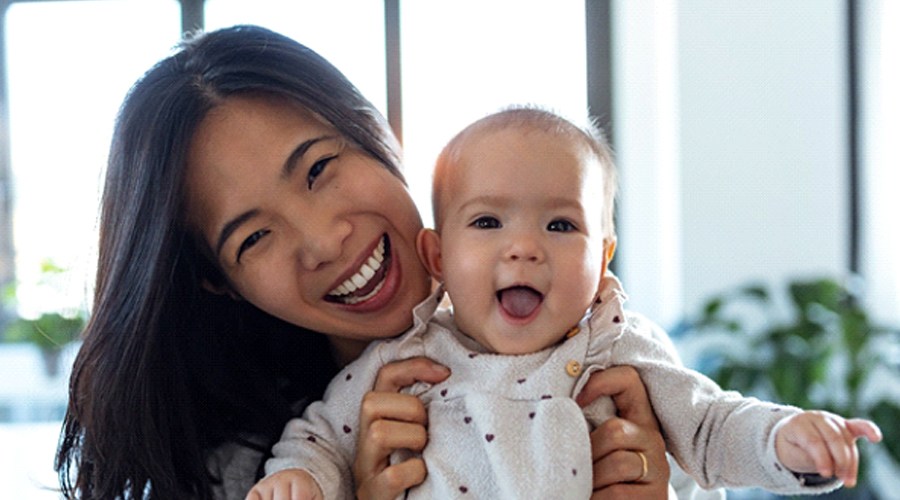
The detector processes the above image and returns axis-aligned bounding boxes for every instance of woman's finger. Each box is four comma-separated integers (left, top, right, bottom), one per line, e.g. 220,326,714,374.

354,358,448,498
589,417,668,487
354,392,428,481
358,391,428,432
589,416,641,461
583,366,670,500
590,482,660,500
592,448,653,488
356,458,427,500
355,416,428,480
371,357,451,393
576,365,658,430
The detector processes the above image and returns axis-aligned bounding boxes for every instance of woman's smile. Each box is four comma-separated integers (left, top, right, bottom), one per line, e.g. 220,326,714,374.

326,234,391,305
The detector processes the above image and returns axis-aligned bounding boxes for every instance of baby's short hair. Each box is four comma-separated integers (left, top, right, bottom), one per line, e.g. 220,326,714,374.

432,105,618,239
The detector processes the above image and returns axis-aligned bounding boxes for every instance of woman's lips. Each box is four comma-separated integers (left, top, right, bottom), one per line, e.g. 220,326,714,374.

326,235,389,305
332,233,403,313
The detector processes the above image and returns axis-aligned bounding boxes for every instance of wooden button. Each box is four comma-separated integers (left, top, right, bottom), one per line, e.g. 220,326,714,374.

566,360,582,377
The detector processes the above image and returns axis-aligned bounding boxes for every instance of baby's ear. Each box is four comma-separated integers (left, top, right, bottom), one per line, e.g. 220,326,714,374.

599,237,617,282
604,238,617,269
416,228,444,281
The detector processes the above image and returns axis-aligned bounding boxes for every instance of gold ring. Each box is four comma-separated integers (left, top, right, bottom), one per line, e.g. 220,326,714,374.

635,450,649,482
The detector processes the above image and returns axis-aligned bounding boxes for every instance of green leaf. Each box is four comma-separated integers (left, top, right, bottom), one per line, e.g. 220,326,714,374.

841,309,870,355
1,282,16,304
713,363,763,395
3,312,84,349
739,284,769,301
770,353,818,408
703,297,724,319
39,259,66,275
790,278,844,315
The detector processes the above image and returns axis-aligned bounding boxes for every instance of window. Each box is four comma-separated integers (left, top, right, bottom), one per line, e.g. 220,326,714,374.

861,0,900,326
205,0,388,115
400,0,586,226
5,0,181,315
1,1,180,495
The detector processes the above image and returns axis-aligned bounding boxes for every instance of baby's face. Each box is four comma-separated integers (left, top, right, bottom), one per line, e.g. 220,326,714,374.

437,127,611,354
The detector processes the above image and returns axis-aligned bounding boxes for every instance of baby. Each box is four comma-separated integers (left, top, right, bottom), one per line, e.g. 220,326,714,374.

250,107,881,499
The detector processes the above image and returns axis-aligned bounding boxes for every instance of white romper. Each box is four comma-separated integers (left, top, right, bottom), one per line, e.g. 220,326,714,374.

267,275,838,499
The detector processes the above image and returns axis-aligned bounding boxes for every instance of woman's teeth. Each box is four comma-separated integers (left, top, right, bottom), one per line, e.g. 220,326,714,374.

328,237,386,304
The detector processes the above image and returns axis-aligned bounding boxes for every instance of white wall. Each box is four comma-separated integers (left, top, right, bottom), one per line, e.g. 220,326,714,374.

860,0,900,327
616,0,849,327
614,0,683,328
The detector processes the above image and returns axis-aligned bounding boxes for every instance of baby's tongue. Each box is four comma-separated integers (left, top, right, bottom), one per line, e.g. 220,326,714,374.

499,286,543,318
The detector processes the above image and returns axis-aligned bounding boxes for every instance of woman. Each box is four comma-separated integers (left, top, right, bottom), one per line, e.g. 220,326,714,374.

57,25,690,499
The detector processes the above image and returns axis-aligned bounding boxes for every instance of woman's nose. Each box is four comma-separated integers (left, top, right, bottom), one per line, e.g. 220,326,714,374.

295,218,352,271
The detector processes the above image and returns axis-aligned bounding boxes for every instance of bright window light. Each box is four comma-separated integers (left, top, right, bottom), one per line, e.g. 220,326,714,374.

6,0,181,317
862,0,900,325
400,0,587,226
204,0,387,115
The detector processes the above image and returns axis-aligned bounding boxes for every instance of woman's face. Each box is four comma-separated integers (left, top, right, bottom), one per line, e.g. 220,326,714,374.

186,95,431,342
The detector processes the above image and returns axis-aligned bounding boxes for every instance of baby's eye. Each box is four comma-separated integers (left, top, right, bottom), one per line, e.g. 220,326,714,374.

472,216,501,229
307,155,337,189
547,219,577,232
236,229,270,262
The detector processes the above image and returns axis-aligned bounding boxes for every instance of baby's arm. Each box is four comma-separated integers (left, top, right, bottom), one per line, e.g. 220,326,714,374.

605,314,859,493
262,345,389,499
774,411,882,487
246,469,322,500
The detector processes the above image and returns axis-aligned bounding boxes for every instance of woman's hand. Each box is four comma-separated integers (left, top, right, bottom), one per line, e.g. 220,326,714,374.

353,357,451,500
576,365,671,499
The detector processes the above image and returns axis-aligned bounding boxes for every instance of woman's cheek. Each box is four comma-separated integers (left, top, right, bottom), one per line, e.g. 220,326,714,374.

236,263,289,308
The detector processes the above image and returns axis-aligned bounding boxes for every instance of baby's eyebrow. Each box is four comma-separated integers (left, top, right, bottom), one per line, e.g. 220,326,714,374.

457,195,511,211
458,195,582,212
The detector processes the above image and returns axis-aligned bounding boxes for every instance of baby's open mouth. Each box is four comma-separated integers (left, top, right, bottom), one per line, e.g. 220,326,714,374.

326,235,390,305
497,286,543,318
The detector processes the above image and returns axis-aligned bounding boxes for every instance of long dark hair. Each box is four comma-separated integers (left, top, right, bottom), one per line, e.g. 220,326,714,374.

56,25,403,499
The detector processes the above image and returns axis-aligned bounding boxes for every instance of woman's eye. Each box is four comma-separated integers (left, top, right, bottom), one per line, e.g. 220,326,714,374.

472,216,501,229
547,219,576,232
236,229,269,262
307,155,336,189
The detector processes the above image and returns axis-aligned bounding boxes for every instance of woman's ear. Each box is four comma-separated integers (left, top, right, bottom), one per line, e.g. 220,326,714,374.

201,279,242,301
416,228,444,281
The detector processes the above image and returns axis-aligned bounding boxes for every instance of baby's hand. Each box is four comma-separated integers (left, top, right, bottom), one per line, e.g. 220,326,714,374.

774,410,882,487
245,469,323,500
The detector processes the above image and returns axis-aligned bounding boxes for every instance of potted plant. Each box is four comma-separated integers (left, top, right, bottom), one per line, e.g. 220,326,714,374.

1,260,86,376
3,311,84,376
681,277,900,498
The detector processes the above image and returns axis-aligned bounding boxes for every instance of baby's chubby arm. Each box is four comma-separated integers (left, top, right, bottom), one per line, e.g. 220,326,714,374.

262,342,398,499
774,411,882,487
246,469,323,500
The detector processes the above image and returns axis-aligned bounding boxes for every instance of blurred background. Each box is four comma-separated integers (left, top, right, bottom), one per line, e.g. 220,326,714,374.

0,0,897,497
